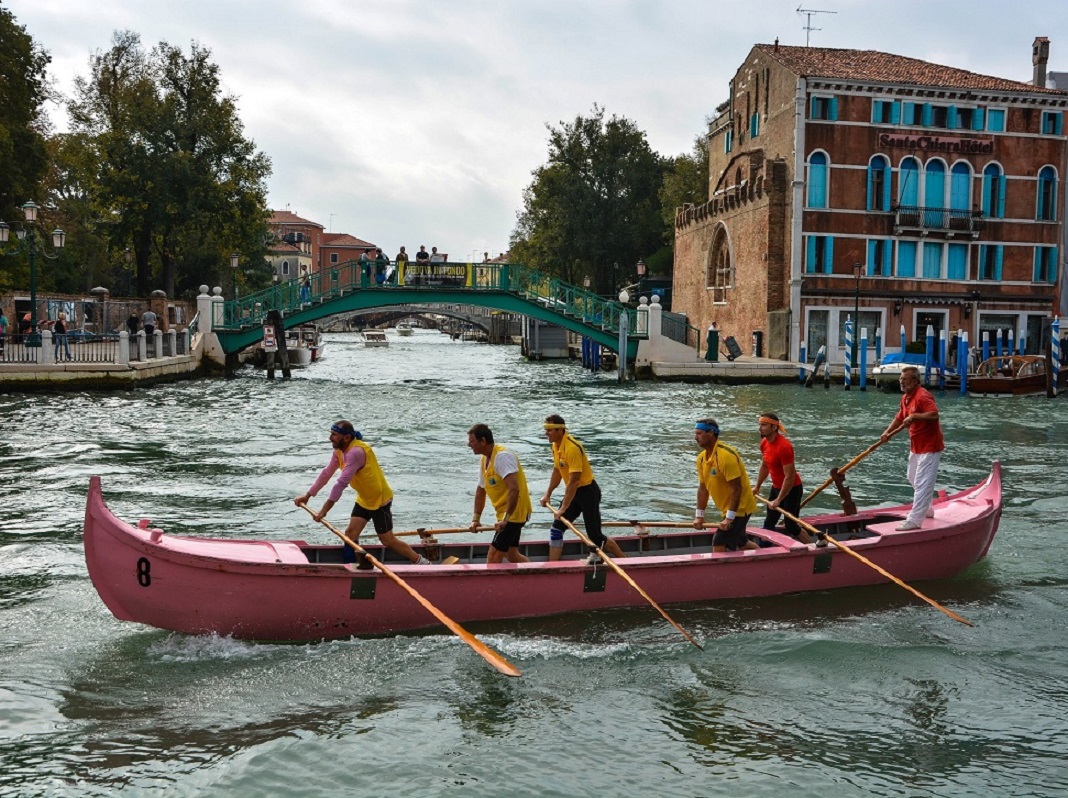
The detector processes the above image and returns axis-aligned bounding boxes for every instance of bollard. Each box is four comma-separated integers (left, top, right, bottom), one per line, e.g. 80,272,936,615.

924,325,935,386
959,331,969,395
938,329,947,390
799,340,807,384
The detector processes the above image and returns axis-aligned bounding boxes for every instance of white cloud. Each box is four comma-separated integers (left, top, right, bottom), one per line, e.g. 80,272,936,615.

9,0,1067,257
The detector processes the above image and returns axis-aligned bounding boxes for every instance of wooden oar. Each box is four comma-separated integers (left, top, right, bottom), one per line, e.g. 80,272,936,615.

298,503,522,677
602,520,692,529
752,495,973,627
801,426,905,509
393,525,492,538
550,508,704,649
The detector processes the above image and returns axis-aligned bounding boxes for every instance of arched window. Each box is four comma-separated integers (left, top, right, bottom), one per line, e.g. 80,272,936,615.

867,155,891,211
949,162,971,211
807,151,828,208
1037,165,1058,221
924,159,946,227
707,225,732,303
898,157,920,207
982,163,1006,218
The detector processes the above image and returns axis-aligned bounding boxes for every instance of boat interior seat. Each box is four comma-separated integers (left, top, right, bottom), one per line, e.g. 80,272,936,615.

751,529,808,550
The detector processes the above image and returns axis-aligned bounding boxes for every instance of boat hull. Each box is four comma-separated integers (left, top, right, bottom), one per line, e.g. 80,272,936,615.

83,465,1002,640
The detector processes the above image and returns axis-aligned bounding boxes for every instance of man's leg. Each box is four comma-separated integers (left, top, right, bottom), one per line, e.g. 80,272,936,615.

905,451,941,525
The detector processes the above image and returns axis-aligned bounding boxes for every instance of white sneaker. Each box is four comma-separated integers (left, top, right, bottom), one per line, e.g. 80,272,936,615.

896,520,921,531
414,555,431,565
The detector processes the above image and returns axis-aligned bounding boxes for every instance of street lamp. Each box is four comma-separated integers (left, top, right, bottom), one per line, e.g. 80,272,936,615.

230,252,240,299
636,259,646,298
852,262,863,369
124,247,133,296
0,201,66,347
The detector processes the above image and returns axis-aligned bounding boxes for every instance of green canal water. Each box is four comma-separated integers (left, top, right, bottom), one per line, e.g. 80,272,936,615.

1,329,1066,797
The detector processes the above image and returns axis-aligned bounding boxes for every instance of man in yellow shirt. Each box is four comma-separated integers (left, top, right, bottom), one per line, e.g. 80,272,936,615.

295,420,429,566
693,418,758,552
540,414,625,562
467,423,531,564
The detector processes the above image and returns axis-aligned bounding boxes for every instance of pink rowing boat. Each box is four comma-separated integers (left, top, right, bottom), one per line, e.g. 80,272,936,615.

83,464,1001,640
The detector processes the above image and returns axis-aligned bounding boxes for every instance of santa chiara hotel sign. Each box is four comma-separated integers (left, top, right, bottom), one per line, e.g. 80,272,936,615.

878,132,994,155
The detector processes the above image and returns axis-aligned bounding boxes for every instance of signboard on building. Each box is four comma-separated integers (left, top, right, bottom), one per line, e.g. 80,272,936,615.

878,133,994,155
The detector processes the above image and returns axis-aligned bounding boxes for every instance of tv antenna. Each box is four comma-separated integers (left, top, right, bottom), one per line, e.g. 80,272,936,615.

797,6,837,47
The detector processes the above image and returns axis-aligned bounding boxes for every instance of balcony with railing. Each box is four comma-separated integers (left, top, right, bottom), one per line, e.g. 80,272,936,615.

892,205,985,238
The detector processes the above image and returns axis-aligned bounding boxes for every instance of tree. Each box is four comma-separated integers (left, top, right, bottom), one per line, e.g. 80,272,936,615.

67,32,271,298
0,7,50,219
510,106,666,294
660,132,710,241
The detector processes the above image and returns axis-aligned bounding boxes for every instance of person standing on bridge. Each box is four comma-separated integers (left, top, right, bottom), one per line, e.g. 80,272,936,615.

540,414,626,562
295,420,431,566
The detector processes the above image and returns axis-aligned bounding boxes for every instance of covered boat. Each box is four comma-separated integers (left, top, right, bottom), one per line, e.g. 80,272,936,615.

968,354,1055,397
872,352,947,390
362,330,389,347
83,464,1001,641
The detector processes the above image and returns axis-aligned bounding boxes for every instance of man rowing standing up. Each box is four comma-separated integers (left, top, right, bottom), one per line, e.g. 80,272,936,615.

880,365,944,531
752,412,813,544
540,414,626,562
693,418,758,552
295,420,431,565
467,423,531,564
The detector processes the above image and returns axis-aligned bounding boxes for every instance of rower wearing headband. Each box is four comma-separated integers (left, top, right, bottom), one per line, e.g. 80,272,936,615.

693,418,758,552
540,414,626,562
753,412,812,544
295,419,431,566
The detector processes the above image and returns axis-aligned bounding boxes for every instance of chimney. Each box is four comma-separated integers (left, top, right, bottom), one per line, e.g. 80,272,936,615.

1033,36,1050,87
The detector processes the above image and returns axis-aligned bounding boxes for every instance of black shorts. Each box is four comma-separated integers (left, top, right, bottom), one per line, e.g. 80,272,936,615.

490,521,525,552
712,514,751,550
352,500,394,536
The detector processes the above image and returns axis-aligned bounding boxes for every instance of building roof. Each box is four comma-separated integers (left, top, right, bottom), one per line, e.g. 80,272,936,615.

268,241,305,254
322,233,376,249
270,210,324,228
756,44,1068,95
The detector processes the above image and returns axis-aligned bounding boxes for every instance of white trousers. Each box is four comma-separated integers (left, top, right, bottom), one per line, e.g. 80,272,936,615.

905,451,942,525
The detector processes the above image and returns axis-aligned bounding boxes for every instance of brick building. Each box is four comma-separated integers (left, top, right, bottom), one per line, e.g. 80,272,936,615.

674,39,1068,364
268,211,378,280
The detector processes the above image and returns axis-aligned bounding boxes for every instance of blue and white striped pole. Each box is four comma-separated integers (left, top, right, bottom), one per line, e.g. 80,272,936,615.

844,317,854,390
924,324,935,386
860,328,869,391
982,330,990,364
1053,316,1061,394
900,323,907,355
938,329,947,390
875,326,883,364
799,340,807,384
960,331,969,395
1007,328,1014,359
995,328,1004,358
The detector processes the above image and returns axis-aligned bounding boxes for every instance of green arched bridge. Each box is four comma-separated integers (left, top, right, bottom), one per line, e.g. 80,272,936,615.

213,261,643,358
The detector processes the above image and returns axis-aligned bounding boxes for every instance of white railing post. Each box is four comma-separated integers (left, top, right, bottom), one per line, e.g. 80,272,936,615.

119,330,131,364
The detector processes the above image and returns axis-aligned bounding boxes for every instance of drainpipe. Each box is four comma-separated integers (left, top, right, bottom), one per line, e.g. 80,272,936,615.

789,77,807,361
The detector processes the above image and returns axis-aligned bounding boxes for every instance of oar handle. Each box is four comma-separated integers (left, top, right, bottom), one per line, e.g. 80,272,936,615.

801,426,905,508
297,503,523,677
548,506,703,650
752,495,972,627
393,526,493,538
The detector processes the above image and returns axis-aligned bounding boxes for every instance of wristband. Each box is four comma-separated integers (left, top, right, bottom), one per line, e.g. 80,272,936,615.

472,516,480,523
725,510,737,521
695,508,705,518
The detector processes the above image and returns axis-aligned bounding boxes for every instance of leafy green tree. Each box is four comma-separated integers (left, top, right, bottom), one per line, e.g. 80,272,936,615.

0,7,49,219
660,132,710,241
68,32,271,298
510,106,666,294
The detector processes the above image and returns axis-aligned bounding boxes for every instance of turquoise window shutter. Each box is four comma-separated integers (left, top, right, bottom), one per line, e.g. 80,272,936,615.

972,108,985,130
825,237,835,274
994,246,1004,281
921,104,933,126
890,101,900,124
829,97,838,121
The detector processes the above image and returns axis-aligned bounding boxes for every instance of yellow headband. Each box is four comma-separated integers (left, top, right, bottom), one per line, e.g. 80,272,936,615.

543,423,566,430
758,415,787,434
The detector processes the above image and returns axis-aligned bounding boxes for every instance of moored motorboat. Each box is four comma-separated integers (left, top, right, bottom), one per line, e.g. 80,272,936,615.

362,330,389,347
872,352,947,390
82,464,1002,641
968,354,1054,397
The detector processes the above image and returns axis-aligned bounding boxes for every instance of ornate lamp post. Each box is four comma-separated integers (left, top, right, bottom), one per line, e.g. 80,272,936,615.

230,252,240,299
0,201,66,347
636,258,646,297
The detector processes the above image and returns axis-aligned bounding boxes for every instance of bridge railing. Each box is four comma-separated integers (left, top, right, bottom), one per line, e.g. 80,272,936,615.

218,260,638,338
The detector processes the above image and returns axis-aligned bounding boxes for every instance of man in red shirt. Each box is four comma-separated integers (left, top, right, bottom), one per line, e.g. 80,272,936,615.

752,412,813,544
880,366,945,530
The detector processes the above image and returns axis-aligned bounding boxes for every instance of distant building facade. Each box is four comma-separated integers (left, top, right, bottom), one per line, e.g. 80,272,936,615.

674,39,1068,363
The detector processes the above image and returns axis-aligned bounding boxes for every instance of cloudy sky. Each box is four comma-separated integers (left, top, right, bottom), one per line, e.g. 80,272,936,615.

8,0,1068,260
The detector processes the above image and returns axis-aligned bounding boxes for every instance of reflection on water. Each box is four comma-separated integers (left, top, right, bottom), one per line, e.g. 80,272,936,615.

2,329,1068,796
